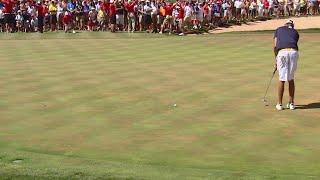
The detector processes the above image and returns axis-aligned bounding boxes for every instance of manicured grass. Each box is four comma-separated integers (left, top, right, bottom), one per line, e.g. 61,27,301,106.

0,32,320,179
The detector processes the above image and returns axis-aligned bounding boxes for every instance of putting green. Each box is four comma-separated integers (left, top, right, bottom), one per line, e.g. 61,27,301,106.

0,32,319,179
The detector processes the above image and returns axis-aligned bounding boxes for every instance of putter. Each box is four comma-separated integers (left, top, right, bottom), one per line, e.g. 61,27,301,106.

262,68,277,106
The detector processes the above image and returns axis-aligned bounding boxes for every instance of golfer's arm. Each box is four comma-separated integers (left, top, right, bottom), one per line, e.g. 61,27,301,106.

273,37,278,58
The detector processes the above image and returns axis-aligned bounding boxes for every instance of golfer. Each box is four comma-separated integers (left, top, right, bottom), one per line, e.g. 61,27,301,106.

273,19,299,110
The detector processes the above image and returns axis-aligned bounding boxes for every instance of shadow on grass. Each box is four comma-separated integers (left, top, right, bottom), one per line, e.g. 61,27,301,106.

295,102,320,109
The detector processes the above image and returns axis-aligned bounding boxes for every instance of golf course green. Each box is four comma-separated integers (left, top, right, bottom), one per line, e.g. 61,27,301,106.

0,31,320,179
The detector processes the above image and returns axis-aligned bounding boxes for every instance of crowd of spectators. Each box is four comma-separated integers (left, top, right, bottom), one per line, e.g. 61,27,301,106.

0,0,319,34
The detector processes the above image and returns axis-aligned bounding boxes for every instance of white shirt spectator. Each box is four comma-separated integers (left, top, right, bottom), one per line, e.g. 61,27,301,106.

250,1,257,9
144,4,152,15
16,14,24,22
27,6,33,15
184,5,192,17
95,4,101,11
151,2,158,15
0,9,4,19
196,5,204,21
235,0,243,8
268,0,274,7
173,8,179,18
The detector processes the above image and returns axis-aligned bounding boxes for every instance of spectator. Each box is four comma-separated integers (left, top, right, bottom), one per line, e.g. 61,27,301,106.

143,0,152,32
222,0,231,22
63,9,72,32
88,6,97,31
2,0,15,33
150,0,157,33
15,10,23,31
293,0,300,16
109,0,116,32
97,5,106,30
160,2,176,34
125,0,136,32
49,0,58,31
137,0,144,31
183,1,192,31
234,0,243,21
35,1,44,33
57,1,64,30
0,5,4,32
115,0,124,31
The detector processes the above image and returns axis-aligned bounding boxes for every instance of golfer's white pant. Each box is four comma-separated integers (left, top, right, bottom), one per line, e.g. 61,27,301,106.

276,49,299,81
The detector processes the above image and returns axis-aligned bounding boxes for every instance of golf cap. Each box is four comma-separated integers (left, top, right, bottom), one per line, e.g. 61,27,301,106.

285,19,294,25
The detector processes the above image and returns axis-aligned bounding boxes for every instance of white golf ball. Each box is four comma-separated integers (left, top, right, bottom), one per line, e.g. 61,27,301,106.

173,104,177,107
72,30,76,34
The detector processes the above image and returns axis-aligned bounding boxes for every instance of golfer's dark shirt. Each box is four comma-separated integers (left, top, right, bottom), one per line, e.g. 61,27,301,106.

274,26,299,51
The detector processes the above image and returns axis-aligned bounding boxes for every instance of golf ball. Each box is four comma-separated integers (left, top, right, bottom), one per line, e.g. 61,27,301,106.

72,30,76,34
173,104,177,107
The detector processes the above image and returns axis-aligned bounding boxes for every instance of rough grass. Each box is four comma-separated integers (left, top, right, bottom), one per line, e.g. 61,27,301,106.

0,32,320,179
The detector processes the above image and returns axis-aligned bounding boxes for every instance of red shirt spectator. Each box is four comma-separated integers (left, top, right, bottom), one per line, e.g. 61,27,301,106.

36,4,45,16
177,7,184,19
103,2,110,13
164,4,174,16
203,3,209,16
109,3,116,16
43,4,48,15
263,0,269,9
63,11,72,23
2,0,14,14
125,1,136,13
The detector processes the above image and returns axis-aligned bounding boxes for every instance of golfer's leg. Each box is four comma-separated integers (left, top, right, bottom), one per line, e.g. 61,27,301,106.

289,80,295,103
278,81,285,104
288,51,298,104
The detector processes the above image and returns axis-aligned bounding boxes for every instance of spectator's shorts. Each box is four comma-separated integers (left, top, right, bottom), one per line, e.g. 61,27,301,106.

158,15,164,24
223,10,228,17
277,49,299,81
144,14,152,25
50,14,57,24
236,8,241,15
88,20,97,27
4,13,15,24
116,14,124,25
128,12,135,19
241,8,246,15
163,15,173,24
44,15,50,24
196,15,204,22
110,15,116,24
214,13,221,17
183,16,191,23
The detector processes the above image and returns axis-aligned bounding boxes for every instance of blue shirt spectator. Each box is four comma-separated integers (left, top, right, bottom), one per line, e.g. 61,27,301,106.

67,1,76,11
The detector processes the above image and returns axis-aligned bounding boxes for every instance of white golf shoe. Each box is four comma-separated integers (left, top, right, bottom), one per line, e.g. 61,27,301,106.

287,103,295,110
276,104,283,111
